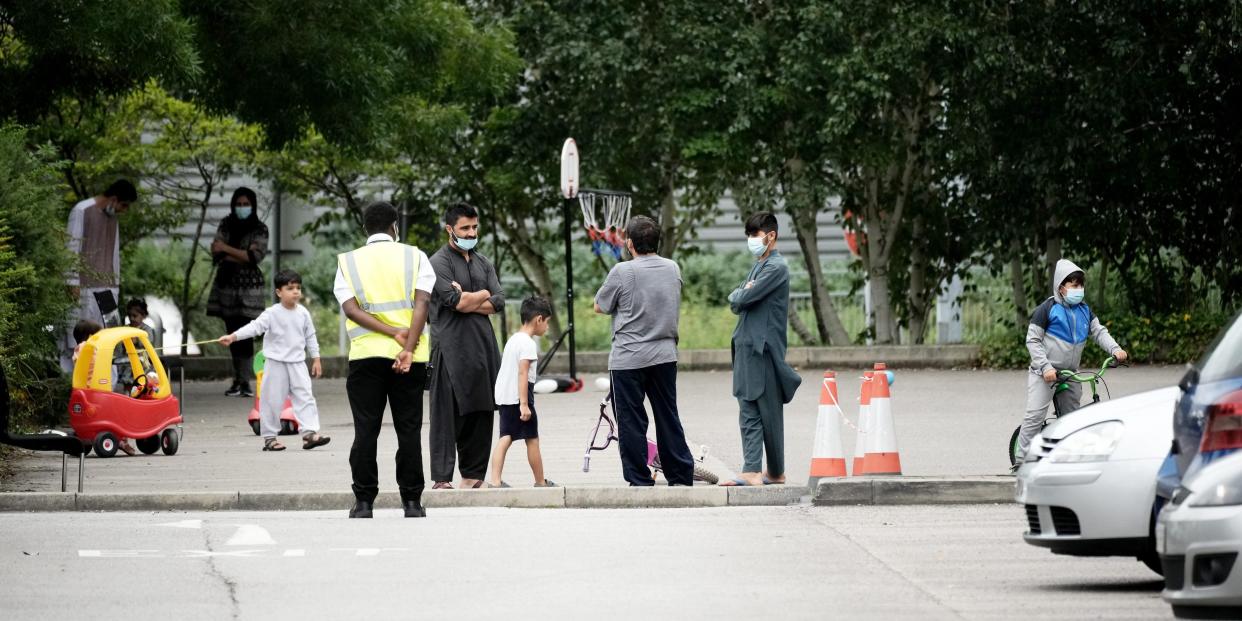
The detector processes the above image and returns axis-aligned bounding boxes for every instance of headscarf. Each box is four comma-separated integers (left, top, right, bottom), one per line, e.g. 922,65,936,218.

223,186,262,245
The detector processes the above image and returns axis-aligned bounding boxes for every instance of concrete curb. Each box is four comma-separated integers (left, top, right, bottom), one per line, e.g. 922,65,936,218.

813,477,1017,506
0,478,1011,512
175,344,983,380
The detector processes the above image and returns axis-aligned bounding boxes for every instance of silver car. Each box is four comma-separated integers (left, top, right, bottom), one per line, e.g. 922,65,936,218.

1016,386,1180,574
1158,450,1242,619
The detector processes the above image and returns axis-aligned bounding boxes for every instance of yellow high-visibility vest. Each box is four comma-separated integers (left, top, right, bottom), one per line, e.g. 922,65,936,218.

338,242,430,362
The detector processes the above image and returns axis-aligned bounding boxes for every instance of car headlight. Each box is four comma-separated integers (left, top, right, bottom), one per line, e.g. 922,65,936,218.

1189,483,1242,507
1047,421,1125,463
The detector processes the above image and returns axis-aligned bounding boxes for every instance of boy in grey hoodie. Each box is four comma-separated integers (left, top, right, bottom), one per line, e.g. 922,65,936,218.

1014,259,1128,466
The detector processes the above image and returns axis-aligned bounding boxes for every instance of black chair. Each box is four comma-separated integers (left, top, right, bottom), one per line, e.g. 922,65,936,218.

0,366,87,492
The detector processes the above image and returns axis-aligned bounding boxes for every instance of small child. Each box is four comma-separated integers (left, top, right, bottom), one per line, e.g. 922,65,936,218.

1014,259,1128,467
125,298,157,345
72,319,103,363
489,296,556,488
218,269,330,452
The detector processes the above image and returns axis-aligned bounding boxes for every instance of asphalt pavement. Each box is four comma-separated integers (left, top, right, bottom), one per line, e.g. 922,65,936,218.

0,504,1170,620
2,366,1184,495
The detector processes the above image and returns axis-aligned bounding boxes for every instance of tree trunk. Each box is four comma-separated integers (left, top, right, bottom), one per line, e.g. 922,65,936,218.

658,166,679,259
496,216,562,338
1044,197,1061,288
1009,238,1029,329
905,217,928,344
181,182,214,351
783,158,850,346
788,305,817,346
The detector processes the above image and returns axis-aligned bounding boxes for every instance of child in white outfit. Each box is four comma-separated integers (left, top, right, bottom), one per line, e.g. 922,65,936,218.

219,269,330,451
489,296,555,487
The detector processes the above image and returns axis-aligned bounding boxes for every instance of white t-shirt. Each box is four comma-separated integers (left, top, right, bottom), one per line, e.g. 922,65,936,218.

494,332,539,405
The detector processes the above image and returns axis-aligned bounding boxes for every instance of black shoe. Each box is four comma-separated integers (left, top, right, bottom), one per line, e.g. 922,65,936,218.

349,500,373,518
403,500,426,518
225,381,243,397
239,382,254,398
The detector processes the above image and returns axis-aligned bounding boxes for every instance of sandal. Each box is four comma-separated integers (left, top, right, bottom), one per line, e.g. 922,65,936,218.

487,481,512,488
535,479,558,487
262,438,286,451
432,481,454,490
302,433,331,450
118,439,138,457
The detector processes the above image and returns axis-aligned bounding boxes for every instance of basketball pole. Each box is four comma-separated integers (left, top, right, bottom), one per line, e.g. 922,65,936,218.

562,195,578,380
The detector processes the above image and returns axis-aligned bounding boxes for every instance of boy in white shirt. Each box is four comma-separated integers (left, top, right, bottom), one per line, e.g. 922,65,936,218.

219,269,330,452
489,296,555,487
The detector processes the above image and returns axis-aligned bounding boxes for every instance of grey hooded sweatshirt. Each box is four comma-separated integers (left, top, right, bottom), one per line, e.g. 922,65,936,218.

1025,259,1122,375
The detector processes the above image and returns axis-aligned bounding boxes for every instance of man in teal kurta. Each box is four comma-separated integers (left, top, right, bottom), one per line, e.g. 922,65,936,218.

722,212,802,486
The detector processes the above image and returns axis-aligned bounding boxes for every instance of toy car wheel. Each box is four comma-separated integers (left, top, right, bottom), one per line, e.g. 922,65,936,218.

160,429,180,456
249,420,260,436
280,420,296,435
136,435,160,455
94,432,118,458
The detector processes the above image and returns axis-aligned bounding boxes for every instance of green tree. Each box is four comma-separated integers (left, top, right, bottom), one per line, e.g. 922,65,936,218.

87,83,265,350
0,125,77,429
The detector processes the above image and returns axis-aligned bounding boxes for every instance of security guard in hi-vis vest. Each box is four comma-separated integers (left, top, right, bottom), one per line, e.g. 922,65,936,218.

332,202,436,519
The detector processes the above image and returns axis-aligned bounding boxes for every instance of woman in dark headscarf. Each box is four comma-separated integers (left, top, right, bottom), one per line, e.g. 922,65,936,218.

207,187,269,397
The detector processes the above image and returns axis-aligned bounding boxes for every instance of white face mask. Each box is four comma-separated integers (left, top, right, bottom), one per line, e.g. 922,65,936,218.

747,234,770,257
102,200,117,217
234,206,253,220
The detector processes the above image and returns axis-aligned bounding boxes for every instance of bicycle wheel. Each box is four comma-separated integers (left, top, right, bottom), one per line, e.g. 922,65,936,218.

1009,425,1022,466
693,463,719,485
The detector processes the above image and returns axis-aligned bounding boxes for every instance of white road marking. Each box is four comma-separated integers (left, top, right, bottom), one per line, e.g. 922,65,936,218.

155,519,203,529
224,524,276,546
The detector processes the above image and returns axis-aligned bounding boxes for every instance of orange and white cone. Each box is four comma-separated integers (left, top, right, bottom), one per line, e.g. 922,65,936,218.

851,371,874,476
809,371,848,486
863,362,902,475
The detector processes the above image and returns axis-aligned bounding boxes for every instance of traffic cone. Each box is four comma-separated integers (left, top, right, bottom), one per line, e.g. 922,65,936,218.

863,362,902,475
809,371,848,486
851,371,873,476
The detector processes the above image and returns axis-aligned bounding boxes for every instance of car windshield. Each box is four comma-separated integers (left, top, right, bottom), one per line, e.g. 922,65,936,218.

1198,311,1242,384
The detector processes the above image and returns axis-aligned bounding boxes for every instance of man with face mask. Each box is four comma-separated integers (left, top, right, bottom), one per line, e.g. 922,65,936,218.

720,212,802,487
427,202,505,489
61,179,137,372
1014,258,1129,467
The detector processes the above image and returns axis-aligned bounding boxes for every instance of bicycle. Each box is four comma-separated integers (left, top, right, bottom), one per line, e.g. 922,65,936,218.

583,392,720,484
1008,356,1125,467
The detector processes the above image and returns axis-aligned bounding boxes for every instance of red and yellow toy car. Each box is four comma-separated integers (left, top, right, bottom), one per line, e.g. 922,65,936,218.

69,327,183,457
246,351,300,436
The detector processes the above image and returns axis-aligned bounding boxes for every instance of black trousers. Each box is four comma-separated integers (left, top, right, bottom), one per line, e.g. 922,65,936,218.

611,362,695,486
429,387,494,482
222,315,255,383
347,358,426,503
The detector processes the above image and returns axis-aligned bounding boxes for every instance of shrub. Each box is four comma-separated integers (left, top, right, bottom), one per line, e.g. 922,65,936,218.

0,125,77,431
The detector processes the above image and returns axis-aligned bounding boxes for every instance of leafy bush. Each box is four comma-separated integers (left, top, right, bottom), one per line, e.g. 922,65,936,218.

1105,311,1234,365
977,327,1030,369
0,125,76,431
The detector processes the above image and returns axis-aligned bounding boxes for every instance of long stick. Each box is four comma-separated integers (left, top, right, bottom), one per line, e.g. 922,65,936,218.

154,339,217,354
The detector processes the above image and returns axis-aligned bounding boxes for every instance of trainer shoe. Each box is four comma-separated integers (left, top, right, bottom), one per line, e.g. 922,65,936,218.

224,381,243,397
240,382,254,398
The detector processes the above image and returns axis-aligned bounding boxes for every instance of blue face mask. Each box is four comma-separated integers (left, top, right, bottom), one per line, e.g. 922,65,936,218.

1064,287,1085,305
454,235,478,251
747,234,770,257
234,206,253,220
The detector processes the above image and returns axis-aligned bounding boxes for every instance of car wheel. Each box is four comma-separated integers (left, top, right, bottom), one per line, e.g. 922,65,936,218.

1140,500,1165,576
1009,426,1021,466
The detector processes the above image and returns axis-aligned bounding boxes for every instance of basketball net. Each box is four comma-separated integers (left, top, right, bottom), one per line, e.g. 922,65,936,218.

578,191,631,259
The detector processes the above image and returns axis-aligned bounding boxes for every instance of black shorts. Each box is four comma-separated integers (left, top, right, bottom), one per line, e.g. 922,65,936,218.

498,383,538,440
